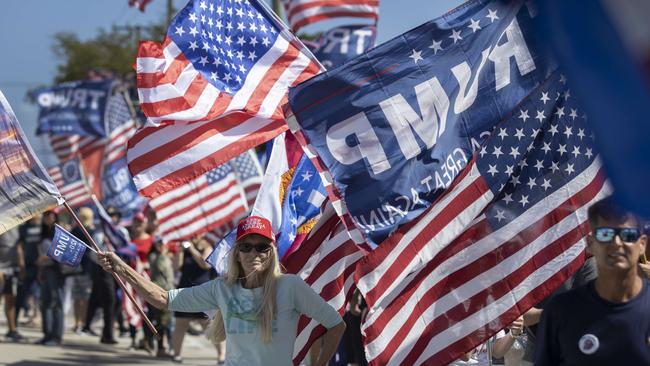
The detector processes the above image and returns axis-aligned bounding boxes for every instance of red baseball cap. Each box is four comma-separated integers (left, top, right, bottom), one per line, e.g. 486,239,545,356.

236,216,274,244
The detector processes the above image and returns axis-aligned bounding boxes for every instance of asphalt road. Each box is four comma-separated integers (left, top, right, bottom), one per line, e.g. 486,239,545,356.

0,315,220,366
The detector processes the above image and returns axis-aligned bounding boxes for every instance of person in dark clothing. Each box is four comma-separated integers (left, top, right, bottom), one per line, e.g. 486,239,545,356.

171,236,213,363
144,237,174,357
520,254,598,364
0,228,20,342
535,197,650,365
35,211,64,346
76,208,116,344
15,214,43,335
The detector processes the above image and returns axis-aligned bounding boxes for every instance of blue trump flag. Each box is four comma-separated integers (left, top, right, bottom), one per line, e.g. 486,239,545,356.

33,80,113,137
288,0,555,246
47,224,93,267
535,1,650,217
310,25,377,69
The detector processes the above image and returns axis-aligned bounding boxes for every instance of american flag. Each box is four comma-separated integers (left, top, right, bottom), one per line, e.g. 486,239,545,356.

203,218,238,244
104,93,137,166
229,149,263,209
93,196,131,249
128,0,322,198
281,0,380,32
284,203,365,364
354,74,611,365
48,134,104,163
149,163,248,243
47,158,93,209
128,0,152,12
122,257,148,328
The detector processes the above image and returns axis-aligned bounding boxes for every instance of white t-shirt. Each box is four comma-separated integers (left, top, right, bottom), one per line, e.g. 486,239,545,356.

167,274,342,366
448,330,506,366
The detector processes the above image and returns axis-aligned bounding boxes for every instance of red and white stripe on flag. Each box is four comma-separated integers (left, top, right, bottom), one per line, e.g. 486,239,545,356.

203,219,238,244
128,0,323,199
104,93,138,166
285,203,366,365
354,159,611,365
47,165,92,209
49,134,104,163
148,163,248,243
123,259,148,328
282,0,380,32
230,150,264,209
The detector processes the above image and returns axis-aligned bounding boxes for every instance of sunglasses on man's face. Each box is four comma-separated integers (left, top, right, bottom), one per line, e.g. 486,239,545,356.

238,242,273,253
592,227,642,244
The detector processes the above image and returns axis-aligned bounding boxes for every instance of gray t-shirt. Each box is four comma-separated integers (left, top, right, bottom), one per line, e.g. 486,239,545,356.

0,228,19,272
168,274,342,365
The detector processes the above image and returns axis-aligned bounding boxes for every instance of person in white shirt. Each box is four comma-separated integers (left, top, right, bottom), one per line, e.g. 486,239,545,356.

97,216,346,366
450,316,525,366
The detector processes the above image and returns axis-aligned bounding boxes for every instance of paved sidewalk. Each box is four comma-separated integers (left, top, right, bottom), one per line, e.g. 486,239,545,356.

0,316,220,366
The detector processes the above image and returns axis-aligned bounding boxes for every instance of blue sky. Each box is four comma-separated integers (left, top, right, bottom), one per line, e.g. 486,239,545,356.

0,0,463,166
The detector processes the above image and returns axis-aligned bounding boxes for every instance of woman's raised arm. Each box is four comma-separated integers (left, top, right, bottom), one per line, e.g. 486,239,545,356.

98,251,169,309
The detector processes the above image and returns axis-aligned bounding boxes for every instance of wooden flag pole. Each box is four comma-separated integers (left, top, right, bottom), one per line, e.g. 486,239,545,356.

62,201,158,337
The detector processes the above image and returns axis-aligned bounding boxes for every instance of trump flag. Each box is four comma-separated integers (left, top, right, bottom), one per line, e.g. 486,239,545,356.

287,1,554,246
47,224,89,267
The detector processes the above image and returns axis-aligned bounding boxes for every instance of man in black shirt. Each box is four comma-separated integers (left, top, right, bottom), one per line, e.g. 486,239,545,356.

535,197,650,365
15,215,42,333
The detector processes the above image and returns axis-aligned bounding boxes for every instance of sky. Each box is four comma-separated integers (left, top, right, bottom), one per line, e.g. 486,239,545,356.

0,0,463,166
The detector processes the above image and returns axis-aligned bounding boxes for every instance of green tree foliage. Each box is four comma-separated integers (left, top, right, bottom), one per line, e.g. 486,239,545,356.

51,24,166,83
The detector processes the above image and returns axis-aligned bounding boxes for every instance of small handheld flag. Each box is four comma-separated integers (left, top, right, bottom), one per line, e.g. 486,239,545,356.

47,224,96,267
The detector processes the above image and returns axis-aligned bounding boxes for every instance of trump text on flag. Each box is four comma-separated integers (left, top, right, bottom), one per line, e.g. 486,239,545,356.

288,2,548,245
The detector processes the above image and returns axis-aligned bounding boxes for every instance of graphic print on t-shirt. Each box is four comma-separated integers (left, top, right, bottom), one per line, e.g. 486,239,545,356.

225,296,277,334
226,297,258,334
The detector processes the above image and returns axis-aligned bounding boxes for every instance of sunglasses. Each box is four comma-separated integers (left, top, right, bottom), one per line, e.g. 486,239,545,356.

238,242,273,253
592,227,642,244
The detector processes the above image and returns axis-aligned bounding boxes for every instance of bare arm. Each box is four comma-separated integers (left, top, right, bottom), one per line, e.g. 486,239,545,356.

314,321,346,366
188,245,212,270
492,316,524,358
16,241,26,280
492,334,516,358
98,251,168,309
173,248,184,271
523,307,543,326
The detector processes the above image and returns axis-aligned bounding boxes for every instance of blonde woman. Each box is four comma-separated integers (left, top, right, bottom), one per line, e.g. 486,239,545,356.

98,216,346,365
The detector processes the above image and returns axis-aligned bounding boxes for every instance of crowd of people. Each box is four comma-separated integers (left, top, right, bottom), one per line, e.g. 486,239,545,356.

1,197,650,364
0,207,371,365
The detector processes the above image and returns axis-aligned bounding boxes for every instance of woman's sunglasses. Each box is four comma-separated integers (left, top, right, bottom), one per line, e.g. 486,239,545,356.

592,227,641,244
238,242,273,253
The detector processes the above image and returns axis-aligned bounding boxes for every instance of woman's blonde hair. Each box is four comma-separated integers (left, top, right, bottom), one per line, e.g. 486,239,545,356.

207,238,282,344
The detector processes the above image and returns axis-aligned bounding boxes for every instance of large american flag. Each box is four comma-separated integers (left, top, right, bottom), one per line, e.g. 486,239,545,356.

284,202,365,365
354,74,611,365
149,163,248,243
281,0,380,32
128,0,322,198
47,158,93,209
230,149,263,209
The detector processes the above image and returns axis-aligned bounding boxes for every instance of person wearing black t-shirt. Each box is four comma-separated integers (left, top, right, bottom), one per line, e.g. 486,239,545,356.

535,197,650,365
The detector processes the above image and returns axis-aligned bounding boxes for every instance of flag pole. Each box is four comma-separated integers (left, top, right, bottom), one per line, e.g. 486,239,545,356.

62,201,158,337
